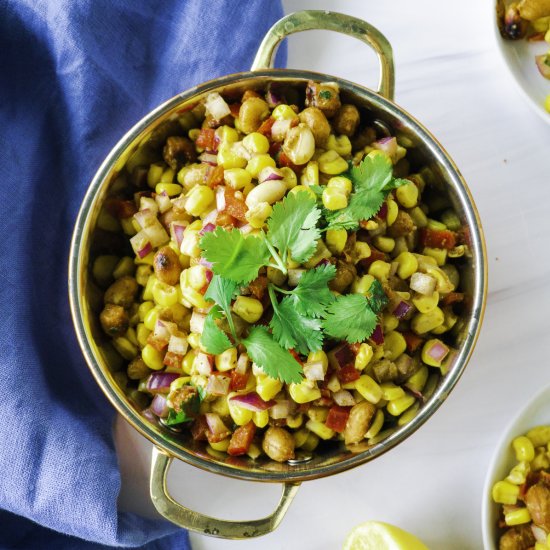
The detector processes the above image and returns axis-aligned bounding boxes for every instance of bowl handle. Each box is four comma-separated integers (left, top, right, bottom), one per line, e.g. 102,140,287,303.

251,10,395,100
150,446,301,539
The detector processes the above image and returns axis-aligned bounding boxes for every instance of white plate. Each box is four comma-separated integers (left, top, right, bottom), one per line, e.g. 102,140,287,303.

494,6,550,123
481,384,550,549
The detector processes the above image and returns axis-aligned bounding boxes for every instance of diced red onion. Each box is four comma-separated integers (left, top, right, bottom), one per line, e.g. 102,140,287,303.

265,85,284,108
170,222,186,248
393,300,412,320
216,186,226,211
198,256,213,269
334,345,356,369
206,374,231,396
270,400,290,419
315,258,331,268
199,152,218,166
142,408,157,422
426,340,450,363
151,394,169,418
155,192,172,214
370,325,384,345
130,231,152,259
168,333,188,355
202,208,218,226
410,272,436,296
303,361,326,381
195,352,213,376
205,269,213,284
373,137,397,158
154,319,177,339
205,413,230,436
199,222,216,236
204,92,231,120
146,372,180,394
258,166,284,183
139,197,159,215
134,208,156,229
190,311,207,334
142,219,169,247
229,392,275,412
377,202,388,220
333,389,356,407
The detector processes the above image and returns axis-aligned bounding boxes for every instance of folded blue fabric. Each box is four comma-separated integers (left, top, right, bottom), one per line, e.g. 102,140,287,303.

0,1,286,548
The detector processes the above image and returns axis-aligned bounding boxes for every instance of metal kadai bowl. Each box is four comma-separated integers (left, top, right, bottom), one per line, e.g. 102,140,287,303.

69,11,487,540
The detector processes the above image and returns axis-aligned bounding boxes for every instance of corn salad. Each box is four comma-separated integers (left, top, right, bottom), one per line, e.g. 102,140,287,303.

94,81,469,463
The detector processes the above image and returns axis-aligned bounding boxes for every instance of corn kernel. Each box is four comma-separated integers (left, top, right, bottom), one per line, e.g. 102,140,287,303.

136,323,151,348
387,394,415,416
156,183,182,197
185,185,215,217
160,167,175,183
143,306,161,331
365,409,385,439
492,480,520,505
423,247,447,267
224,168,252,190
507,461,530,485
215,125,239,145
368,260,391,282
215,348,237,372
386,199,398,226
322,187,348,210
327,176,352,195
142,275,158,301
180,229,201,258
380,382,406,402
287,414,303,429
256,375,283,401
113,257,135,280
527,426,550,447
182,349,196,375
147,163,165,188
354,241,371,262
513,436,535,462
384,331,407,360
326,229,348,254
280,167,298,189
326,134,352,156
245,201,273,228
247,442,261,459
246,154,276,179
355,343,374,370
318,150,348,175
396,181,419,208
272,104,298,120
228,400,254,426
187,265,208,290
307,350,329,371
253,410,269,428
356,375,383,404
503,507,531,527
532,15,550,32
153,281,180,307
303,240,332,269
217,144,247,169
300,161,319,187
289,185,316,199
301,432,320,452
305,419,334,440
373,236,395,253
121,217,137,236
209,438,230,452
112,337,138,360
352,274,375,295
383,314,399,332
289,380,321,404
409,206,428,228
232,296,264,323
411,307,445,335
243,132,270,154
398,403,420,426
142,344,164,370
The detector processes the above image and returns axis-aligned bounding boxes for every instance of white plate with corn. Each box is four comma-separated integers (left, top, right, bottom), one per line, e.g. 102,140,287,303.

482,384,550,549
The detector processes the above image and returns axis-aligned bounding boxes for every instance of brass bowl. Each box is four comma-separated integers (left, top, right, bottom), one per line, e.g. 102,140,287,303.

69,10,487,539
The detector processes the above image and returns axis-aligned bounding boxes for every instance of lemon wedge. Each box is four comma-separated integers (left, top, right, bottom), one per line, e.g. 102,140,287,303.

343,521,429,550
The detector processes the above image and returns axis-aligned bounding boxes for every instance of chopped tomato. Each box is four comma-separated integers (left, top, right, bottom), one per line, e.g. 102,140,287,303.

278,151,304,174
403,331,424,353
191,415,209,441
257,116,275,136
441,292,464,306
215,211,237,227
195,128,217,152
419,228,456,250
337,364,360,384
146,334,168,351
227,421,256,456
358,247,387,269
269,141,281,157
230,370,249,391
205,165,224,188
325,405,350,433
222,188,248,222
289,349,304,364
333,344,356,369
206,426,232,444
163,351,183,369
229,103,241,118
369,324,384,345
376,202,388,220
248,276,268,300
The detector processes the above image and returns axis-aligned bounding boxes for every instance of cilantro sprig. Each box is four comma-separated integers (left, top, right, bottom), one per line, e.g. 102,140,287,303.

325,151,409,231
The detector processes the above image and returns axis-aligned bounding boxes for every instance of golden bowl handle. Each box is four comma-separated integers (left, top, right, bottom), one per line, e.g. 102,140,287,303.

150,447,301,539
251,10,395,100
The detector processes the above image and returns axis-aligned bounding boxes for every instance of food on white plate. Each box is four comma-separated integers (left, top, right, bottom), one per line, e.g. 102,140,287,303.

491,425,550,549
342,520,429,550
93,81,470,462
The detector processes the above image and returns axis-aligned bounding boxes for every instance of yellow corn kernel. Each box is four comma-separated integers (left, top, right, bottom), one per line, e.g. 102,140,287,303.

280,167,298,189
160,167,175,183
327,176,352,195
246,442,261,460
350,344,372,372
380,382,406,402
408,206,428,228
187,332,201,350
413,291,440,314
272,104,298,120
215,125,239,145
135,324,151,349
215,348,237,372
382,315,399,333
326,134,352,156
180,286,208,309
181,349,196,375
395,252,418,280
527,426,550,447
356,375,383,404
184,185,215,217
228,401,254,426
224,168,252,190
147,163,165,188
373,236,395,253
135,265,153,287
120,217,137,236
325,229,348,254
112,257,135,280
427,218,447,231
492,480,520,505
156,183,182,197
398,402,420,426
245,201,273,228
112,337,137,360
210,397,230,417
307,350,329,371
532,450,550,471
138,301,154,322
504,508,531,527
365,409,385,439
411,307,445,335
267,266,286,286
289,184,316,199
93,255,119,287
180,229,201,258
301,432,320,452
294,428,310,448
256,375,283,401
125,327,138,347
141,344,164,370
187,265,208,290
232,296,264,324
217,144,247,169
354,241,372,262
386,199,398,226
243,132,269,155
532,15,550,32
406,365,429,393
305,419,334,440
289,380,321,404
421,338,449,367
303,240,332,269
153,281,180,307
507,461,530,485
384,331,407,361
423,247,447,267
307,406,329,424
322,187,348,210
287,414,303,429
246,154,276,179
300,161,319,187
318,150,348,175
209,438,230,452
396,181,419,208
387,395,415,416
253,410,269,428
368,260,391,282
143,306,161,331
513,436,535,462
352,274,375,296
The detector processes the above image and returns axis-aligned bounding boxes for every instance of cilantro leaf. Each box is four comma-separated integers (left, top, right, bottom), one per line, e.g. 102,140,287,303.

200,227,270,284
241,326,303,384
201,305,232,355
288,263,336,317
366,279,389,314
322,293,378,343
325,152,408,231
267,191,321,263
204,274,238,339
270,295,323,356
164,385,204,426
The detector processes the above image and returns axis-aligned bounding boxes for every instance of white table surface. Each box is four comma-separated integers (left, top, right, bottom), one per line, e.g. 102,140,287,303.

116,1,550,548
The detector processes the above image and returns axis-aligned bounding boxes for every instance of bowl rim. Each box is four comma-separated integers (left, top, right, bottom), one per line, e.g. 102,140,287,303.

69,67,488,483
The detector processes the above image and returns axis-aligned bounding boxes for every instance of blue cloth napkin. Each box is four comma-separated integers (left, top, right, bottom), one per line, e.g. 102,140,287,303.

0,1,286,548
